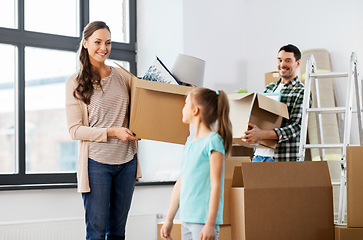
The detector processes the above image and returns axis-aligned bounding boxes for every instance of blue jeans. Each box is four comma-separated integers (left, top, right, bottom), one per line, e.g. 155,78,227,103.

252,155,275,162
82,155,137,240
181,222,220,240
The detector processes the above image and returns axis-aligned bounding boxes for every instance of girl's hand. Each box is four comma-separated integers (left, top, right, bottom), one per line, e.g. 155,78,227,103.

200,225,216,240
107,127,140,141
160,220,173,240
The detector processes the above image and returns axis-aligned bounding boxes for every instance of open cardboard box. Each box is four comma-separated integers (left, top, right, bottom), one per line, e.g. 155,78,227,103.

129,75,194,145
347,146,363,227
335,225,363,240
223,156,251,224
229,144,254,158
228,92,289,149
230,161,334,240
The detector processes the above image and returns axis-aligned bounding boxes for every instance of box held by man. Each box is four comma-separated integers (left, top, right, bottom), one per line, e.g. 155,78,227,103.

228,92,289,149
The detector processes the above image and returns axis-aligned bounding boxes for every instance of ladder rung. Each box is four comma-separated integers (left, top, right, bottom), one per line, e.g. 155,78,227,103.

332,180,341,186
304,143,344,148
310,72,348,78
307,107,346,114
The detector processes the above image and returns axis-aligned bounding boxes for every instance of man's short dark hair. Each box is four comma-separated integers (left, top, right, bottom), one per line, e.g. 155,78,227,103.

278,44,301,61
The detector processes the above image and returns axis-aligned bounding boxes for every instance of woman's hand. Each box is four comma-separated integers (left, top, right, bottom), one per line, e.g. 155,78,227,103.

160,220,173,240
200,224,216,240
107,127,140,141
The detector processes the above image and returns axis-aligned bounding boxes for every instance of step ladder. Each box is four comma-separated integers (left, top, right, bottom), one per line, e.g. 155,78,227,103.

298,52,363,224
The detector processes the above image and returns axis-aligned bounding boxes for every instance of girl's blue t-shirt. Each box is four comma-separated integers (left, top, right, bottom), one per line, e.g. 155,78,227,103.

179,131,225,225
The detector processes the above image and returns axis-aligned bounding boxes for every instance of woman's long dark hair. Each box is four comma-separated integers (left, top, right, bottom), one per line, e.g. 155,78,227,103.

190,88,233,154
73,21,111,104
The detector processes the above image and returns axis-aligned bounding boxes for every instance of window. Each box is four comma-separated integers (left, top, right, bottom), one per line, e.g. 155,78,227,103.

0,44,16,174
0,0,136,190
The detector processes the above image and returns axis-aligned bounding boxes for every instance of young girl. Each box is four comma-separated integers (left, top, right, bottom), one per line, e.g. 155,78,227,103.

160,88,232,240
65,21,141,240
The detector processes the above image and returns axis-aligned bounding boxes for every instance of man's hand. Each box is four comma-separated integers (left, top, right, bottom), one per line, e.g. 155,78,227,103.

241,123,261,143
241,123,278,143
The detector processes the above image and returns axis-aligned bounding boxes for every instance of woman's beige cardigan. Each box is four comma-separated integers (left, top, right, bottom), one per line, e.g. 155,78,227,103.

65,67,142,193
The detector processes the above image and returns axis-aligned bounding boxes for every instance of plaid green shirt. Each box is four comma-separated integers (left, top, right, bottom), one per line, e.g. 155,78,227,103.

265,77,312,162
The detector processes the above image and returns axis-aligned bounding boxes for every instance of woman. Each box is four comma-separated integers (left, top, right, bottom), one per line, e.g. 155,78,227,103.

65,21,141,240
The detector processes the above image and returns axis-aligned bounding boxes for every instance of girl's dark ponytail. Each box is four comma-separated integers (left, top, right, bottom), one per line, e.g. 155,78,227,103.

216,90,232,155
189,88,233,154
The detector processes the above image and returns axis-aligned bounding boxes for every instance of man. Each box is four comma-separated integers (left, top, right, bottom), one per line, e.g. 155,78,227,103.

242,44,311,162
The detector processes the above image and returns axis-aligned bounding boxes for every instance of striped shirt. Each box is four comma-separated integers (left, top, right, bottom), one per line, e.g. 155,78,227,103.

88,67,137,165
265,77,312,162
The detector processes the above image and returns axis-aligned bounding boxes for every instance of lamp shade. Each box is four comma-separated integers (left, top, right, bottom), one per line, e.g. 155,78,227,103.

171,54,205,87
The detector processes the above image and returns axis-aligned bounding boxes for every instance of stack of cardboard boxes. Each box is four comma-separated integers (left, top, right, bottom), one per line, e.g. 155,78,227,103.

128,69,337,239
335,146,363,239
228,92,335,239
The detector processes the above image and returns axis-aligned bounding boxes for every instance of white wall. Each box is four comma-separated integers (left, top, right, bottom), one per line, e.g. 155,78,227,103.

0,188,84,223
137,0,184,74
3,0,363,235
183,0,363,95
183,0,249,93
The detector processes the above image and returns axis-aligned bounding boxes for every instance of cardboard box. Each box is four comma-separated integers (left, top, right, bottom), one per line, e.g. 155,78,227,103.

347,146,363,227
228,92,289,149
219,224,232,240
230,161,334,240
335,225,363,240
223,156,251,224
157,223,231,240
265,71,280,86
157,222,181,240
129,75,194,145
229,144,254,158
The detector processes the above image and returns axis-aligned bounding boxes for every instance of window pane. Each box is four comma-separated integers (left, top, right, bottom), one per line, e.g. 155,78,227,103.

0,44,17,174
90,0,130,43
25,0,79,37
25,47,77,173
0,0,17,29
105,59,130,71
